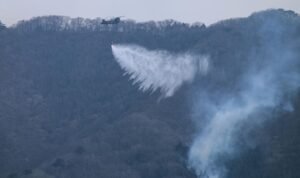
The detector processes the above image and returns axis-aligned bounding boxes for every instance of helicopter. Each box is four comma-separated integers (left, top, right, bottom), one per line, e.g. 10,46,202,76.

101,16,124,25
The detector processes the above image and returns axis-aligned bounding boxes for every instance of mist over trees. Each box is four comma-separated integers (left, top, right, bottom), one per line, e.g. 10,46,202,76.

0,9,300,178
0,21,6,31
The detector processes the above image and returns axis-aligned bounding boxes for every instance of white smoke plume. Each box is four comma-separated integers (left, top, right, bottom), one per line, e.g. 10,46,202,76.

112,44,209,97
188,18,300,178
188,69,297,178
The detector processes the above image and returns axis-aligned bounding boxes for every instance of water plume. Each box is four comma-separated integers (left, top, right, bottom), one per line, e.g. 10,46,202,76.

112,44,209,97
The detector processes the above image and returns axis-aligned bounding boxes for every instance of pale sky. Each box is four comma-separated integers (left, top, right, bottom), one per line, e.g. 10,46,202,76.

0,0,299,26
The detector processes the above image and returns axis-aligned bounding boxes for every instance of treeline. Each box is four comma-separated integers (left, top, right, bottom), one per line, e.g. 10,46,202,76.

9,16,205,33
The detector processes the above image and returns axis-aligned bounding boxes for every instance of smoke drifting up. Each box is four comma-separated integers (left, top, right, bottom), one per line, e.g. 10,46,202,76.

188,15,300,178
112,44,209,97
189,68,299,178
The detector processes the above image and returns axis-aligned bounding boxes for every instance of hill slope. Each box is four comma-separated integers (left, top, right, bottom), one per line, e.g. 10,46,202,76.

0,9,299,178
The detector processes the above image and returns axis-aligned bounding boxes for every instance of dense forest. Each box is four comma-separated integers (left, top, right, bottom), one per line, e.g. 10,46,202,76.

0,9,300,178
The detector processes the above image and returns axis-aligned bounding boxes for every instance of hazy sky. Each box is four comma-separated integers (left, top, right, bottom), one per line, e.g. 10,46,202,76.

0,0,299,26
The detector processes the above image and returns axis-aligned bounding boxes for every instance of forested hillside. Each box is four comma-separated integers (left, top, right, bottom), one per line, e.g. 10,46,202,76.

0,9,299,178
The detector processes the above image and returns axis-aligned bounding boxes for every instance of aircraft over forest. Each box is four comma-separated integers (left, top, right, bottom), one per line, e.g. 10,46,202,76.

101,16,123,25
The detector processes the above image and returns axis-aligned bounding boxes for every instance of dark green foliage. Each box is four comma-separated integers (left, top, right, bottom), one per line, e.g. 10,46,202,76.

7,173,18,178
51,158,65,168
23,169,33,175
74,146,85,155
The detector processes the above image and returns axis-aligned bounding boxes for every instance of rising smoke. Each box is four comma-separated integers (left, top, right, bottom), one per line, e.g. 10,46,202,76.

112,44,209,97
111,13,300,178
188,65,300,178
188,15,300,178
